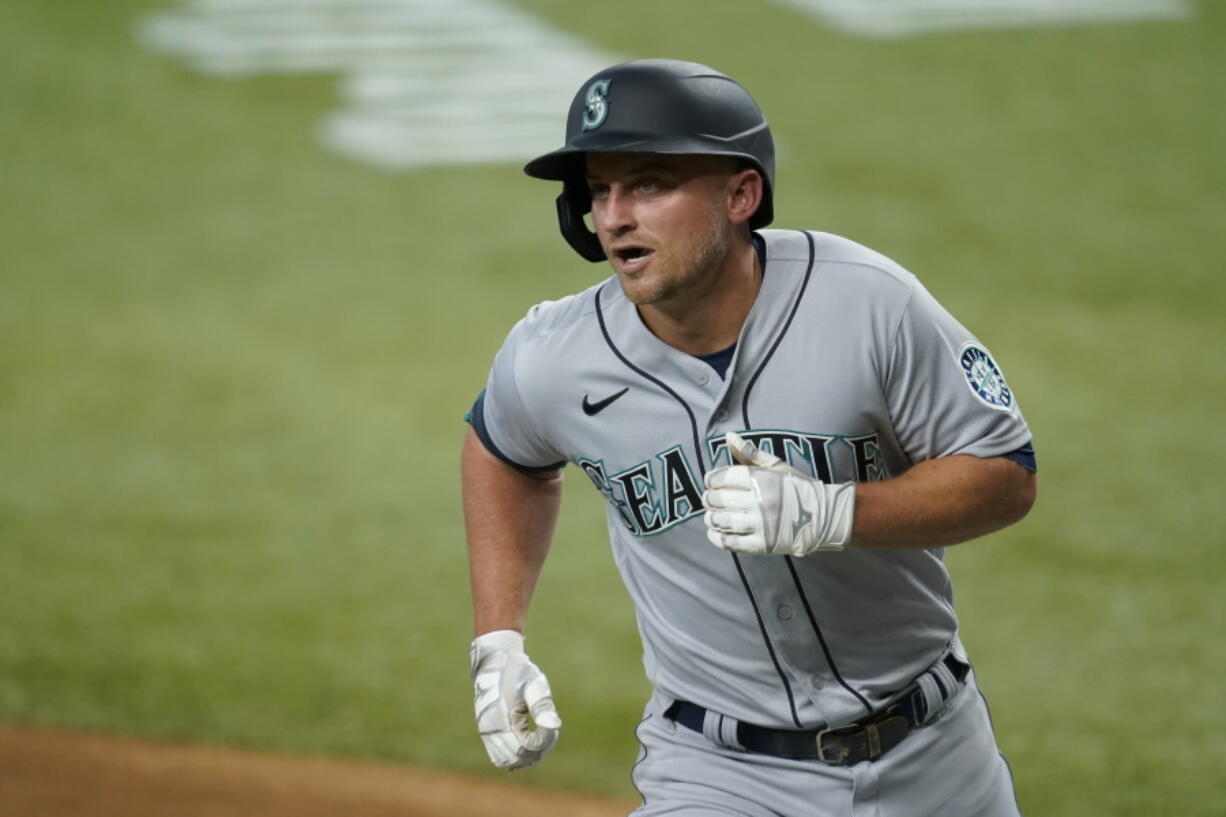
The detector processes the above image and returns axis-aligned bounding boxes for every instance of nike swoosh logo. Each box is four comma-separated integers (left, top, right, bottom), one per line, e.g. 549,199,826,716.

582,387,629,416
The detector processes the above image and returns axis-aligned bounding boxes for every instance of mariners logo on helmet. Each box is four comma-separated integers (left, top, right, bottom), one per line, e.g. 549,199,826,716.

959,343,1013,410
582,79,611,131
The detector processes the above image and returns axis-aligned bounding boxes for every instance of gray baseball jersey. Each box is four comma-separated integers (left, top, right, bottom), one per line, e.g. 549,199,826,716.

470,229,1032,731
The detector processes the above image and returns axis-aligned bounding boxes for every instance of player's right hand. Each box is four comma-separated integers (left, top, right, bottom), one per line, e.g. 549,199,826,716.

470,630,562,771
703,432,856,556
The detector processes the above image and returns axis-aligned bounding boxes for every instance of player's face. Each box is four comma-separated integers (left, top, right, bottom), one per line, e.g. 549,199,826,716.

585,153,741,306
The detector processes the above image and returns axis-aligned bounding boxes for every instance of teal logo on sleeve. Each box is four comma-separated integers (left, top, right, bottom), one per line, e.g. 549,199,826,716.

959,343,1013,410
581,78,611,131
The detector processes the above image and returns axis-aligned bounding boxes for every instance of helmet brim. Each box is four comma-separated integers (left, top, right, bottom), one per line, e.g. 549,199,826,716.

524,139,774,229
523,146,584,181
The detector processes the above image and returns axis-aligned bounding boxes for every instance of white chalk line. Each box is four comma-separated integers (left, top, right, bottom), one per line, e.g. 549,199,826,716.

770,0,1193,38
137,0,619,168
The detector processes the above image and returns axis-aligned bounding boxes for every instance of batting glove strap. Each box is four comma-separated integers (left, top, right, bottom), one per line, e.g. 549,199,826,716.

703,465,856,556
470,629,525,677
470,630,562,771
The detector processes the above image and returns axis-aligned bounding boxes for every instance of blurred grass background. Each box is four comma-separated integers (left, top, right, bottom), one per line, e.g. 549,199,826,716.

2,0,1223,814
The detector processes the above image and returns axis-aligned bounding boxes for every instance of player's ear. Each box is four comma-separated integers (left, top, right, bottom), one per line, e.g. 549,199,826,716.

726,167,764,227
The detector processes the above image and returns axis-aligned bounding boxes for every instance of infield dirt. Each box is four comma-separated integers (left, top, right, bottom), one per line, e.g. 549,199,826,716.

0,726,635,817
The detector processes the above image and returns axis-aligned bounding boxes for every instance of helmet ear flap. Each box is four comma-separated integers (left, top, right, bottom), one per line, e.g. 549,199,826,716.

556,182,606,263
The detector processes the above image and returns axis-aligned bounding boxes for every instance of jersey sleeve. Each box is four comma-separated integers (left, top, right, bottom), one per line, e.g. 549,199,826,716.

882,281,1032,464
469,313,568,472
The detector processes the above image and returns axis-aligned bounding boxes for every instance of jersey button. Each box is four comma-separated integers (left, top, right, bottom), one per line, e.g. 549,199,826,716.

715,408,728,422
777,605,793,621
696,371,710,385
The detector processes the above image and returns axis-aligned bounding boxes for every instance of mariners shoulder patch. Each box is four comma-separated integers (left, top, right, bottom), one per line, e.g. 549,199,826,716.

958,342,1014,411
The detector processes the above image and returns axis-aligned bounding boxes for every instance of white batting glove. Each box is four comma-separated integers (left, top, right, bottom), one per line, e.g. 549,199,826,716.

703,431,856,556
470,630,562,771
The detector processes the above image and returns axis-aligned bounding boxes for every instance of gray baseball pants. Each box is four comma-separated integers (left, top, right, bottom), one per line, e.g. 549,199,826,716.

629,672,1022,817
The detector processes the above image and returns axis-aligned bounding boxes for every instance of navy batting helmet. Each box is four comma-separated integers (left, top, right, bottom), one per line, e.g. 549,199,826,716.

525,59,775,262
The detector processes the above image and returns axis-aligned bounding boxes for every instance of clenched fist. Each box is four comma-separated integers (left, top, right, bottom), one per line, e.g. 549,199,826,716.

470,630,562,770
703,432,855,556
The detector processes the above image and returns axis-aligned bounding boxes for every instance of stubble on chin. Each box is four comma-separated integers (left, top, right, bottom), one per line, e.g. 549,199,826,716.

618,263,676,306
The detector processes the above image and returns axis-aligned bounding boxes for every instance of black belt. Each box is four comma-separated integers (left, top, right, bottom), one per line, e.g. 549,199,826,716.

664,654,968,766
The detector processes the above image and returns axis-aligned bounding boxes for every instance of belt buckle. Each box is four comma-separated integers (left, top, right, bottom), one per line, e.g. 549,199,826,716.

817,716,909,765
815,722,862,765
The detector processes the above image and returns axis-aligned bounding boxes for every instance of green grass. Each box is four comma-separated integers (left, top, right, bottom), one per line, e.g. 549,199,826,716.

2,0,1224,813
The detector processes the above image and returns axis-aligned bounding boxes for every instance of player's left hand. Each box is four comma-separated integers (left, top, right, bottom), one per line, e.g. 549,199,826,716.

470,630,562,771
702,432,856,556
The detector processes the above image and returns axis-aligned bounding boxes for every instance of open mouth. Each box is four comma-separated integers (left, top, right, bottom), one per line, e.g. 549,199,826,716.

614,246,653,265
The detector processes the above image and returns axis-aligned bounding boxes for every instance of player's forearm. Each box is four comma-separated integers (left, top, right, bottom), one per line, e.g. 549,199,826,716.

461,428,563,636
851,455,1036,550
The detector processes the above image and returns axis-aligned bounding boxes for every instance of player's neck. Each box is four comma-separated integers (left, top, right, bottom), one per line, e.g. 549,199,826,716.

636,240,761,356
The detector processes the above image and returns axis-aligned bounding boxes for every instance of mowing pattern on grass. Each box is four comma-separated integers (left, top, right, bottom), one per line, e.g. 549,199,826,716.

138,0,618,167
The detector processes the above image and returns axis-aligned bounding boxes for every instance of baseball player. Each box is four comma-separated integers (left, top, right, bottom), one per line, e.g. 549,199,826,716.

463,59,1037,816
